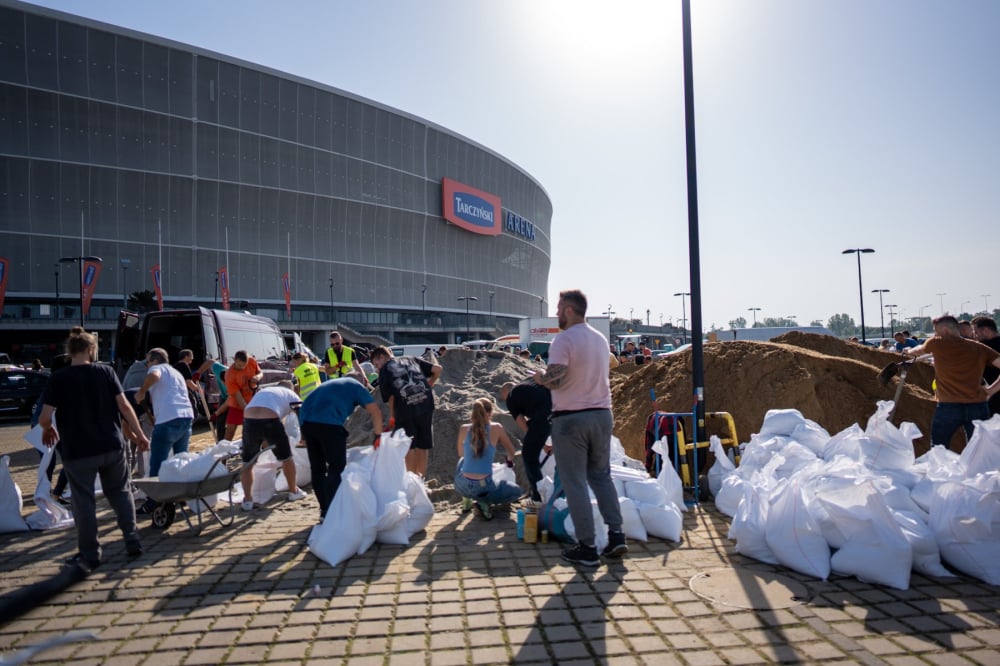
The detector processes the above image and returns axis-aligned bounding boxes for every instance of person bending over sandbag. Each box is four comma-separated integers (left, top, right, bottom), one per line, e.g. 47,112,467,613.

240,382,307,511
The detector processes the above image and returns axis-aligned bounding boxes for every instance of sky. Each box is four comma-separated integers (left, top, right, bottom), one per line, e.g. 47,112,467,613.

24,0,1000,332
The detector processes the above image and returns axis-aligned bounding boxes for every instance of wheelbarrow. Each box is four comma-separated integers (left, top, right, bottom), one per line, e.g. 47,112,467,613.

132,453,246,535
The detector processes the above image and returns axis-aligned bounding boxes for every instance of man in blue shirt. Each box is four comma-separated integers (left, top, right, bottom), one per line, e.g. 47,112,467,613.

299,378,383,520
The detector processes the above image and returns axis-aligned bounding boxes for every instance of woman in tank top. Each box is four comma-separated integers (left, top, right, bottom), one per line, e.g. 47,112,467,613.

454,397,522,519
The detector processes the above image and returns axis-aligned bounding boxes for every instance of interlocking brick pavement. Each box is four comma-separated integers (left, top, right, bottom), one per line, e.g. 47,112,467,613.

1,424,999,665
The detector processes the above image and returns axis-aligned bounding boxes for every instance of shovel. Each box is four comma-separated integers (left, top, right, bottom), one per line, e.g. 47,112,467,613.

877,354,931,420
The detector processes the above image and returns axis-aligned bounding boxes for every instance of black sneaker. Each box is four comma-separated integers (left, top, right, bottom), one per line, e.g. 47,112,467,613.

66,553,102,572
601,531,629,559
562,543,599,567
126,542,143,558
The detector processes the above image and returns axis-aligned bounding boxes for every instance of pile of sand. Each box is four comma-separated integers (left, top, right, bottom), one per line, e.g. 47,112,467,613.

197,334,947,494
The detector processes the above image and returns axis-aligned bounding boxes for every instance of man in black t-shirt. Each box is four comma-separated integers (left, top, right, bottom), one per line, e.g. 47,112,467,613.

973,316,1000,416
500,381,552,505
370,346,441,478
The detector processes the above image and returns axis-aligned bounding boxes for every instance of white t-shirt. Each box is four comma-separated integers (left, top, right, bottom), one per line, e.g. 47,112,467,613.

547,322,613,412
147,363,195,422
246,386,301,419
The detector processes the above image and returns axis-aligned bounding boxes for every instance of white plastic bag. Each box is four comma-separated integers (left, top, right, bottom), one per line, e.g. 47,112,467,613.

618,496,647,542
637,501,682,542
251,449,280,505
275,446,312,492
492,462,516,487
765,474,830,580
371,430,411,545
707,435,736,498
563,499,609,552
758,409,807,438
308,467,372,566
729,480,778,564
624,478,668,507
959,415,1000,477
25,446,73,531
284,411,302,447
930,473,1000,585
404,471,434,536
0,455,29,534
653,439,686,511
862,401,918,471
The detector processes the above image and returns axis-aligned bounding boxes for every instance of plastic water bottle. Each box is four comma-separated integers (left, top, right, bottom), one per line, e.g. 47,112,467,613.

516,508,525,539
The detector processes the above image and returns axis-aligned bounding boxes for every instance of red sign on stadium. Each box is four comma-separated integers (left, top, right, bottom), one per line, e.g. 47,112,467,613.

442,178,502,236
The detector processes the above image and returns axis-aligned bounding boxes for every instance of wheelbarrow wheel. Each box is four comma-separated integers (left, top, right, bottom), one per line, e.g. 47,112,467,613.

151,503,176,529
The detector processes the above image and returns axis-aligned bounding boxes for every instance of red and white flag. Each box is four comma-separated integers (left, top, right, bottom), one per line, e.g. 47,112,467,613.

219,267,230,311
151,264,163,311
282,272,291,317
81,259,102,316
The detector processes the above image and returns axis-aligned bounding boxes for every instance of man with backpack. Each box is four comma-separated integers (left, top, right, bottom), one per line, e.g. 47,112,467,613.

370,346,441,478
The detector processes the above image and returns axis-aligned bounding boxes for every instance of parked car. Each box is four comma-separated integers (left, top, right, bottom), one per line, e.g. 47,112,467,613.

0,368,49,418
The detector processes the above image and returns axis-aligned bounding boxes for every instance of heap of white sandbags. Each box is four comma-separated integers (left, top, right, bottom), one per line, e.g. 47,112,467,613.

711,404,1000,588
537,436,686,551
308,429,434,567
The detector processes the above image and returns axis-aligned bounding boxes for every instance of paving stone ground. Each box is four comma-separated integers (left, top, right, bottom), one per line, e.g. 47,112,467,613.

1,427,998,665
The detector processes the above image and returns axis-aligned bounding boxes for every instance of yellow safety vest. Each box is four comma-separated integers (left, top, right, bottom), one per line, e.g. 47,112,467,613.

326,345,356,378
294,362,322,399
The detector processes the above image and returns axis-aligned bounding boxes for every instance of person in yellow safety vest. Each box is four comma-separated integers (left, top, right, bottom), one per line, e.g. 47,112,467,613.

324,332,371,388
291,352,322,399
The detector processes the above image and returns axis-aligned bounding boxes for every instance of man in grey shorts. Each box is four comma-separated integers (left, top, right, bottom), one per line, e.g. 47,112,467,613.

534,289,626,567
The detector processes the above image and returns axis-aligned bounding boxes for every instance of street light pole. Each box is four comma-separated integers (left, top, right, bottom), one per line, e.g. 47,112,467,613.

329,278,334,323
457,296,478,339
983,294,991,313
673,292,690,344
885,304,898,333
53,263,60,320
842,248,875,343
488,291,495,318
748,307,760,326
646,309,650,326
120,258,130,309
872,289,889,338
59,255,103,328
421,284,426,312
214,272,219,308
936,292,946,315
539,297,544,317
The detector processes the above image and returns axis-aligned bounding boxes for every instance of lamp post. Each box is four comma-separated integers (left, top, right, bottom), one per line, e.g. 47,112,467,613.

457,296,478,339
748,307,761,326
872,288,890,338
329,278,334,323
421,284,426,312
488,290,495,319
214,271,219,307
983,294,991,313
885,304,898,332
539,297,545,317
53,263,60,320
646,309,650,326
842,248,875,343
120,258,130,309
959,300,970,315
629,307,634,323
659,313,664,327
59,255,103,328
673,292,690,344
936,292,946,315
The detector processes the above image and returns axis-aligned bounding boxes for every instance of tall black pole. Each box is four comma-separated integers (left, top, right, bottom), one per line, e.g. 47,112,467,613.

681,0,705,444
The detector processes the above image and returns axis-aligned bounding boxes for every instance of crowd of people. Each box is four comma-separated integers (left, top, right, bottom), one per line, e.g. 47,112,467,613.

30,302,1000,572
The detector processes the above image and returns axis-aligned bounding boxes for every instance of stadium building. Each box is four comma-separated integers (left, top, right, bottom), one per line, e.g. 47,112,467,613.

0,0,551,363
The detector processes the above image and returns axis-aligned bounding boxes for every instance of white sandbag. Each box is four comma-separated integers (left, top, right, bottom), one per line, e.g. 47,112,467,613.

759,409,806,438
930,474,1000,585
637,501,682,542
275,446,312,492
707,435,736,499
812,479,912,589
251,449,280,505
910,446,963,513
610,464,653,484
284,411,302,447
624,477,668,507
618,496,647,542
25,446,73,531
609,435,645,471
891,509,951,578
308,468,370,566
492,462,516,487
0,455,29,534
652,439,685,511
765,474,830,580
563,499,609,552
540,439,555,478
862,401,918,470
822,423,866,463
959,415,1000,477
790,420,831,456
404,472,434,536
371,431,411,545
612,476,625,498
538,475,554,503
737,434,791,475
714,473,745,518
729,480,778,564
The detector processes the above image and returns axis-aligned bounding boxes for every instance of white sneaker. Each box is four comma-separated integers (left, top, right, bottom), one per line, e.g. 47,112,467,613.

241,500,255,512
287,489,307,502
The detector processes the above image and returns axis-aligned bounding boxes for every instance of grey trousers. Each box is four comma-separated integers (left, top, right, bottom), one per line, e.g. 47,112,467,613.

62,446,139,562
551,409,622,546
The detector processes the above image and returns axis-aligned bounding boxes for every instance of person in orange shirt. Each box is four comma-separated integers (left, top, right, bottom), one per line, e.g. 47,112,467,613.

223,350,263,442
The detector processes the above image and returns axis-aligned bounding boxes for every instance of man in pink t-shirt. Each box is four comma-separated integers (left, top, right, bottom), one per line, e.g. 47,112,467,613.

534,289,626,567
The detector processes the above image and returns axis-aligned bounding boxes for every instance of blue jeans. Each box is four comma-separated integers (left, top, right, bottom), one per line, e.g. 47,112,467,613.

454,459,523,505
550,409,622,546
149,417,192,476
931,402,989,450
